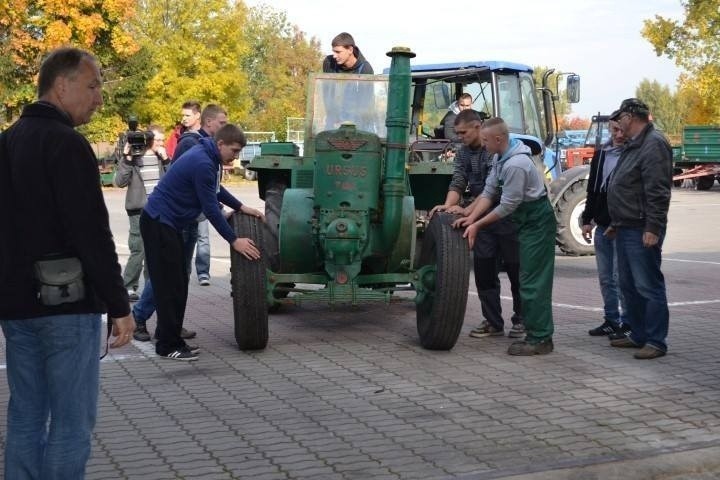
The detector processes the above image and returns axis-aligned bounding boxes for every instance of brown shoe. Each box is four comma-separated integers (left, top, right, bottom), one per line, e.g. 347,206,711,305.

634,345,666,360
610,337,641,348
508,338,553,356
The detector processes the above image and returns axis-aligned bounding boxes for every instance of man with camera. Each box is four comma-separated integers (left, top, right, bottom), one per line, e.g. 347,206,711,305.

114,124,171,304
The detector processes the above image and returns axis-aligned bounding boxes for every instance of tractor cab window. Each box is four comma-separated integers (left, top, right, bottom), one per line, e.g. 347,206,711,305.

419,77,493,139
496,74,523,134
464,81,493,118
496,72,545,142
312,75,389,139
519,72,544,142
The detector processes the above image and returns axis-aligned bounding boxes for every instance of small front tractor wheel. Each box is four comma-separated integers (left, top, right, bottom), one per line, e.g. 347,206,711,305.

415,212,471,350
230,212,269,350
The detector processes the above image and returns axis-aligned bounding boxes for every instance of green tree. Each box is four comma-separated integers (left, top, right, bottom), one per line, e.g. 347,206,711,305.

634,79,686,137
240,7,322,138
642,0,720,123
125,0,252,129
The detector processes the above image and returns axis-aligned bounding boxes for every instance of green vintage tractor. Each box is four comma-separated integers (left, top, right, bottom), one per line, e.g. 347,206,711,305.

230,47,471,351
232,49,585,351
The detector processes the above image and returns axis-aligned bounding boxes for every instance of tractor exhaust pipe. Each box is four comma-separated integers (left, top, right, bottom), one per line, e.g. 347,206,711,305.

381,46,415,247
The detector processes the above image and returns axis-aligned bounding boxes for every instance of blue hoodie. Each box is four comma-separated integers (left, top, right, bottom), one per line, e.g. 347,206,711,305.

143,137,242,244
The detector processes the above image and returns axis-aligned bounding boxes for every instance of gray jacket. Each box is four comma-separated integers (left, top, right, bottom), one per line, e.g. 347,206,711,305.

607,123,672,235
114,151,167,213
482,138,547,218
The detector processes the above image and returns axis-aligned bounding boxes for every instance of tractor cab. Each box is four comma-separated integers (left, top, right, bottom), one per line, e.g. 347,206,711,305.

398,61,555,210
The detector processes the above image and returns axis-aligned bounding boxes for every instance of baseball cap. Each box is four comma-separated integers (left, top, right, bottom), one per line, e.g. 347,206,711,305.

609,98,650,121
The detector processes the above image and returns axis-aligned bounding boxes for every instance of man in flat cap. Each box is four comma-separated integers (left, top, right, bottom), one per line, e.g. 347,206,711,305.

606,98,672,360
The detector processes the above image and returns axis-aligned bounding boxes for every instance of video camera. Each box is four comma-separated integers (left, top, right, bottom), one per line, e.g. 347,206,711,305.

124,117,154,156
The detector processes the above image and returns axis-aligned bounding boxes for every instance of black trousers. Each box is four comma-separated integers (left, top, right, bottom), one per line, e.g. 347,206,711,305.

140,212,189,355
473,217,522,329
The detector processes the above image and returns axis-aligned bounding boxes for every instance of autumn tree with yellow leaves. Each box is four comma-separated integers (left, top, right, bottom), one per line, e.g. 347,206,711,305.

642,0,720,125
0,1,322,142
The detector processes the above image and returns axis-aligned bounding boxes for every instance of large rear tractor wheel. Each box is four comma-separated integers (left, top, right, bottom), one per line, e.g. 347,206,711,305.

415,212,471,350
263,182,284,272
555,179,594,256
230,212,268,350
263,182,294,302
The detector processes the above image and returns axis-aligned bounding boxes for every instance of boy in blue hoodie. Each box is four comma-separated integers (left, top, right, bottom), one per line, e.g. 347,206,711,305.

140,124,264,361
454,117,556,355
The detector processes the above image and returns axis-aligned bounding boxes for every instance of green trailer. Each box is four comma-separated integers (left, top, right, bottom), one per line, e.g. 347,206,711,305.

673,125,720,190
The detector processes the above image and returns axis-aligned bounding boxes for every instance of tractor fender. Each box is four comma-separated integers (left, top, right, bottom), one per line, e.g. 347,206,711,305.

548,164,590,207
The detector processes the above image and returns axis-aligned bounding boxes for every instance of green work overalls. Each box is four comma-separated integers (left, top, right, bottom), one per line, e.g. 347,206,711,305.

510,196,556,343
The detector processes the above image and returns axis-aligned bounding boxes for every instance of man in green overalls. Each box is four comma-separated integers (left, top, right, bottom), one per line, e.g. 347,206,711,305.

453,117,556,355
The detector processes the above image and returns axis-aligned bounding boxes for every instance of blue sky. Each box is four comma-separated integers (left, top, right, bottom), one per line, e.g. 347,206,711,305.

247,0,684,118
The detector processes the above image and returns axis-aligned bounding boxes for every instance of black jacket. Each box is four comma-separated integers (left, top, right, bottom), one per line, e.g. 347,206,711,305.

322,47,374,74
580,144,616,228
0,102,129,319
607,123,672,235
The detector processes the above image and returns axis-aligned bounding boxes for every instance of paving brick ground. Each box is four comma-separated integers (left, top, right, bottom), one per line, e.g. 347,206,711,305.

1,183,719,479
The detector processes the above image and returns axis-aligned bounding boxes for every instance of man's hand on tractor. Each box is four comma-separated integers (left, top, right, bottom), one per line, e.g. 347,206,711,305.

452,214,476,229
429,204,448,218
445,205,465,215
240,205,265,222
463,222,481,249
233,237,261,260
581,224,593,244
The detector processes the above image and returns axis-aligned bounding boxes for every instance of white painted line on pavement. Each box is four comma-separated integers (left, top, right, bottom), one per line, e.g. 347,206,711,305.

665,257,720,266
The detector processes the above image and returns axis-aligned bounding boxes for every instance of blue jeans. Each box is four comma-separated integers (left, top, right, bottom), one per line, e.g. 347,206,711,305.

615,227,669,351
133,279,155,325
594,225,627,327
1,314,101,480
195,219,211,280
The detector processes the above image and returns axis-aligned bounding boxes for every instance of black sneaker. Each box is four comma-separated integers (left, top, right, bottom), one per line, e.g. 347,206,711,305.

588,320,615,336
185,343,201,354
181,327,197,339
160,349,198,361
608,324,631,340
133,325,151,342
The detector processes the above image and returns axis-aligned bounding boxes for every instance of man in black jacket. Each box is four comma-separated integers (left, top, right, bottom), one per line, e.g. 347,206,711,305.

606,98,672,360
581,119,630,337
0,47,135,478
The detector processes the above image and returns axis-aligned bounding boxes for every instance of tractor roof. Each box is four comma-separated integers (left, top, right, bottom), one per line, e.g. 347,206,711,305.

383,60,533,77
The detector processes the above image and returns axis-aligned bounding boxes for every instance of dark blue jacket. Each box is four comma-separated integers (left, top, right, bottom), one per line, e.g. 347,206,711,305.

172,128,207,162
143,137,242,244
